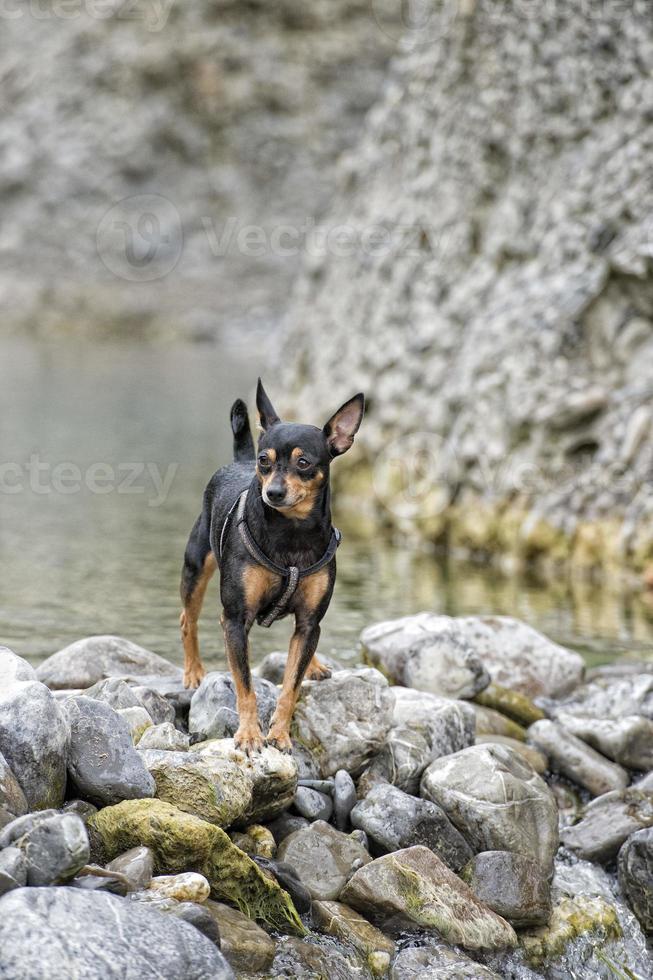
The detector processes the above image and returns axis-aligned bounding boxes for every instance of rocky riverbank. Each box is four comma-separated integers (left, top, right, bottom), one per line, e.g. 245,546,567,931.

1,617,652,978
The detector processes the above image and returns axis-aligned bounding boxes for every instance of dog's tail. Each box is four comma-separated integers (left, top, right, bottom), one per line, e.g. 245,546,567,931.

230,399,255,462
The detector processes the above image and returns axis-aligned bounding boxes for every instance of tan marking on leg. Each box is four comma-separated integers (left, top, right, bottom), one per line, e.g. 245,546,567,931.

181,551,217,689
223,620,263,754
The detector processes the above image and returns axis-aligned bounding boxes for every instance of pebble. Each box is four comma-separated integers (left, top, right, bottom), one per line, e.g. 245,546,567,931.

333,770,357,830
106,846,154,891
293,786,333,822
149,872,211,903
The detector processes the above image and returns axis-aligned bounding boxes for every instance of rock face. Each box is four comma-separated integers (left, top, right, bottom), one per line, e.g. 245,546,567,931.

0,887,234,979
351,784,472,871
362,615,583,699
282,0,653,572
64,697,155,807
528,719,628,796
618,828,653,932
421,744,559,872
461,851,551,928
189,673,278,740
291,668,394,777
340,846,517,950
277,820,371,901
0,679,69,810
36,636,179,690
561,789,653,864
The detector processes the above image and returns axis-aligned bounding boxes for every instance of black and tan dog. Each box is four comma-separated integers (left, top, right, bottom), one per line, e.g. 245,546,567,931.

180,380,364,754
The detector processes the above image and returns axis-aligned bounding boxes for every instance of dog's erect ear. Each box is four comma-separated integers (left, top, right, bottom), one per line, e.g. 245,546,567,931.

323,393,365,457
256,378,280,431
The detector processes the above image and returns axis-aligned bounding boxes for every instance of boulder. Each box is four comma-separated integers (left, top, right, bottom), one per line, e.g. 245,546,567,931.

88,799,304,933
340,845,517,950
137,722,190,752
0,887,234,979
131,686,176,726
291,668,394,777
528,719,628,796
312,900,394,976
618,827,653,932
361,617,489,698
0,751,28,820
106,846,154,891
36,636,179,690
421,744,558,872
139,749,251,828
390,945,502,979
561,788,653,863
11,812,89,886
351,784,472,871
553,673,653,721
277,820,371,900
555,712,653,771
116,706,154,742
63,696,155,807
461,851,551,927
292,786,332,822
474,735,548,774
149,872,211,902
197,739,297,823
189,672,278,740
204,900,276,973
362,614,583,698
85,677,143,710
0,647,37,686
0,680,69,809
0,846,27,896
519,894,620,970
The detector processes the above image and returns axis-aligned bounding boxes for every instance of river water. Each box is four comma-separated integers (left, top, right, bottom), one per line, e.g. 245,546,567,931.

2,338,653,672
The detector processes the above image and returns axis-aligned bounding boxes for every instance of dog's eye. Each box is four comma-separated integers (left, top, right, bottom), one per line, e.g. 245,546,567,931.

258,454,270,468
296,457,311,470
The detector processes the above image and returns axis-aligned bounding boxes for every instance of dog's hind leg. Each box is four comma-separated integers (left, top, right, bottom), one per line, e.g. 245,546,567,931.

180,514,216,689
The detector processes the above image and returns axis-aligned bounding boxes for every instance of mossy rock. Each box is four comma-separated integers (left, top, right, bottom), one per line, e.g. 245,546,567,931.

472,703,528,742
474,683,545,727
88,798,305,934
520,895,621,967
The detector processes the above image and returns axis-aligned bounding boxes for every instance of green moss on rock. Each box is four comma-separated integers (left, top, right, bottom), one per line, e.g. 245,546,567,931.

474,683,545,727
88,798,305,934
520,895,621,967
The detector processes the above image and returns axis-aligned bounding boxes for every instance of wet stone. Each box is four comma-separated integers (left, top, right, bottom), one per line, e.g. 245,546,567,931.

528,719,628,796
277,820,372,901
106,845,154,891
561,788,653,863
461,850,551,927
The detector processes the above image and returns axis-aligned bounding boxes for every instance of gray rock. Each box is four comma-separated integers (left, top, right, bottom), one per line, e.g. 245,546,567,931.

266,812,310,845
528,719,628,796
272,935,362,980
106,846,154,891
475,735,548,774
553,674,653,722
0,648,37,686
256,651,342,685
137,722,190,752
189,672,278,740
312,900,394,972
63,696,155,807
618,827,653,932
462,851,551,927
390,945,502,979
85,677,143,710
277,820,371,901
204,899,275,972
341,846,517,950
131,686,176,726
0,887,234,979
333,770,357,831
361,615,583,699
0,810,59,848
556,712,653,771
196,738,298,823
351,784,473,871
361,617,490,698
0,846,27,896
297,778,335,794
69,870,129,897
0,680,69,809
421,743,559,872
293,786,333,822
62,800,98,822
36,636,180,690
350,830,368,850
116,706,154,742
0,751,28,820
171,902,222,947
291,668,394,777
252,856,312,914
561,789,653,863
12,812,90,886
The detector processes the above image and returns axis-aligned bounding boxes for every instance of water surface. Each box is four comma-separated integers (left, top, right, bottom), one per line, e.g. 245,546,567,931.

2,338,653,672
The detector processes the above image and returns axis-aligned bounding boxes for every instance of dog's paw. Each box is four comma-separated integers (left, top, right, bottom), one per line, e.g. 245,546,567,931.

305,657,332,681
234,725,265,756
265,730,293,754
183,663,206,689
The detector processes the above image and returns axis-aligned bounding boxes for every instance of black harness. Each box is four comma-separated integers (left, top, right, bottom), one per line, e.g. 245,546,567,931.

219,489,341,627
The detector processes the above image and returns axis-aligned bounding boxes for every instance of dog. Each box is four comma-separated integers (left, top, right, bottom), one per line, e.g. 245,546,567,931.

180,379,364,754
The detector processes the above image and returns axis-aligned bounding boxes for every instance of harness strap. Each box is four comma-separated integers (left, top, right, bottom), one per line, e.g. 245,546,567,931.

219,488,341,627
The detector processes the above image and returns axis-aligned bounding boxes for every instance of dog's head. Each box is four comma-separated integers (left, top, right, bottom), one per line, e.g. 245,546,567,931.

255,378,364,516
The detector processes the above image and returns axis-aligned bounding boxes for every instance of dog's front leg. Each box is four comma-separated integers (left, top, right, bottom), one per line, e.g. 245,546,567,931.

222,615,263,755
266,620,320,753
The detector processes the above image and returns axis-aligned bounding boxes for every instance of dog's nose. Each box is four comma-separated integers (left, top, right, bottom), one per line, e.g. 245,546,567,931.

266,486,286,504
